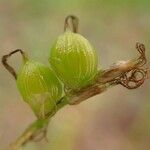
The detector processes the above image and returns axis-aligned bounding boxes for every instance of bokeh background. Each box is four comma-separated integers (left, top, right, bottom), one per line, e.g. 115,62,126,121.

0,0,150,149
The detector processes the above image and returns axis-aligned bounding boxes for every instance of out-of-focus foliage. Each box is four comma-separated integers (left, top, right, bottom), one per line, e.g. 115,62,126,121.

0,0,149,150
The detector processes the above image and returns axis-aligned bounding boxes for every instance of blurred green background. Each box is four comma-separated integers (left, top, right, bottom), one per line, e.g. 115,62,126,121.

0,0,150,149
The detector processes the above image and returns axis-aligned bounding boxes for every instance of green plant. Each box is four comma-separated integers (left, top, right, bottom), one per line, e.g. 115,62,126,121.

17,59,64,119
2,15,149,150
2,49,64,119
49,16,98,90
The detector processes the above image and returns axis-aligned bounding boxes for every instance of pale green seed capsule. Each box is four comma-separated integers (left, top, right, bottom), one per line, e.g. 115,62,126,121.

17,60,63,118
49,31,98,90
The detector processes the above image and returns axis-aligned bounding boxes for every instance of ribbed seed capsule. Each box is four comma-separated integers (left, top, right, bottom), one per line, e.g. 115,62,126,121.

49,30,98,90
17,60,63,118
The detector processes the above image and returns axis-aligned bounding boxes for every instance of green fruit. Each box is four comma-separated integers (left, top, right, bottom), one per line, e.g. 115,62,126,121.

17,60,63,119
49,31,98,90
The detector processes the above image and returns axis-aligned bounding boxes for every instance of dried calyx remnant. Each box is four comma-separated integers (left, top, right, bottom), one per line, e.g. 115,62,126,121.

2,49,27,80
1,15,149,149
64,15,79,33
98,42,148,89
118,43,148,89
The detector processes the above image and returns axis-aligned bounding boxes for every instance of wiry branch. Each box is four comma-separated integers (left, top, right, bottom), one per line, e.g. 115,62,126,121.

5,42,149,150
